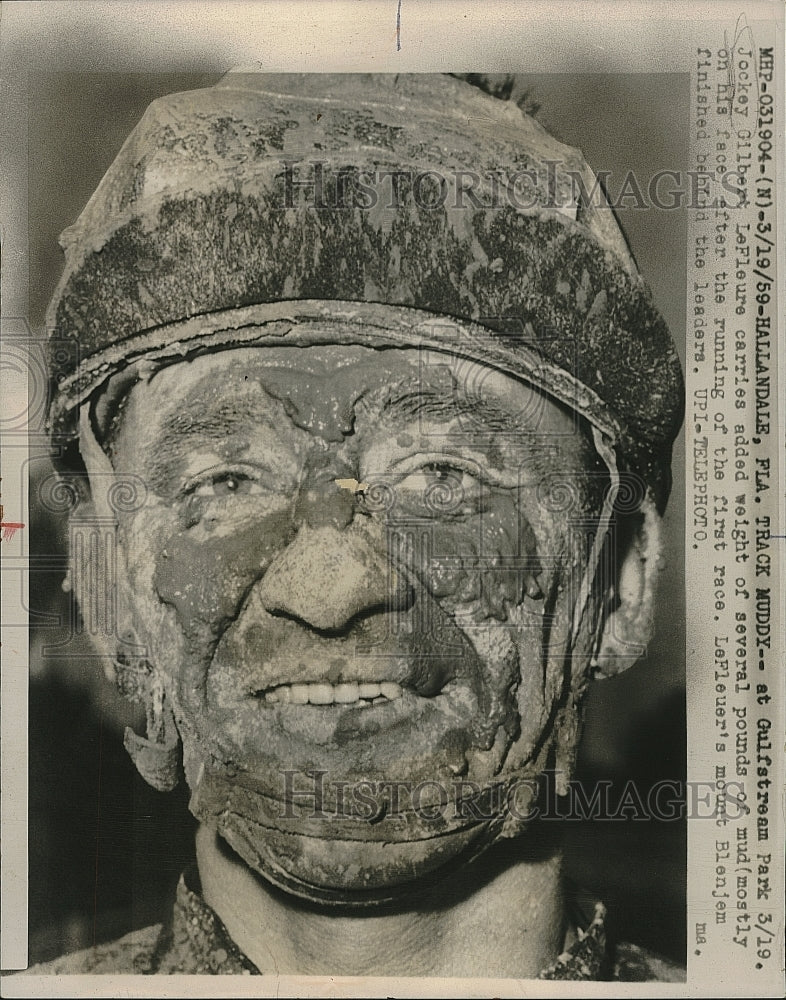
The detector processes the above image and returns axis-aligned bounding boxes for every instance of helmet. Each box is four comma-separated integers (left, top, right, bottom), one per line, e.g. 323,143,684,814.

47,71,682,509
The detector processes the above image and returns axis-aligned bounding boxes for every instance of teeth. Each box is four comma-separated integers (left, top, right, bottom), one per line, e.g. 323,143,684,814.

263,681,403,706
290,683,309,704
308,683,334,705
333,682,359,703
379,682,402,701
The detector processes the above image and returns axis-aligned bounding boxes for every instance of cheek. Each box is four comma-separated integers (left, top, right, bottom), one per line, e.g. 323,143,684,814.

151,509,293,660
423,492,539,612
421,491,544,668
119,504,294,711
419,494,546,735
422,489,581,761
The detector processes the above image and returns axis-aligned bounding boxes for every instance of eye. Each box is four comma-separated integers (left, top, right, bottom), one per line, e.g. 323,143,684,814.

397,461,483,513
399,461,461,488
185,467,267,499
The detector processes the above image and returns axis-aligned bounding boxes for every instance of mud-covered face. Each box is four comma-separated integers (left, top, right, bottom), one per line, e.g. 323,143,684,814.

104,344,608,901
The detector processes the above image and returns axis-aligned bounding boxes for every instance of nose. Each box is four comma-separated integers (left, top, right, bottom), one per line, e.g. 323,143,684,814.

294,479,355,531
258,525,411,633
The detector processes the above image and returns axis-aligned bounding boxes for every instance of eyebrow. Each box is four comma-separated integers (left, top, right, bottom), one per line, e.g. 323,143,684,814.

137,372,595,495
373,379,570,445
143,392,277,494
377,386,517,430
161,395,270,442
378,377,615,489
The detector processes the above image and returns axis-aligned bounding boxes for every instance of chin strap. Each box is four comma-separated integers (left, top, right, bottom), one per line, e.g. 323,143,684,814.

531,426,620,799
78,403,183,792
572,426,620,664
122,676,181,792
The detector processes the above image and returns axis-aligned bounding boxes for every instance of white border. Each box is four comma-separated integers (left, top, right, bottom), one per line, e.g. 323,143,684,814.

1,2,784,996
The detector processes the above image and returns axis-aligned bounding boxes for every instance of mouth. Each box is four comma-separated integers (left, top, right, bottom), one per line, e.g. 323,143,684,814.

204,624,493,773
260,680,405,706
199,665,490,791
237,674,476,760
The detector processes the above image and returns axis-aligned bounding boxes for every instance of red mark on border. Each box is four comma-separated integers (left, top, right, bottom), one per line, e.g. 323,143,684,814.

1,523,24,542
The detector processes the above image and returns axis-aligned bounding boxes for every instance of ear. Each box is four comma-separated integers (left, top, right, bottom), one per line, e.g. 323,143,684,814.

592,493,664,677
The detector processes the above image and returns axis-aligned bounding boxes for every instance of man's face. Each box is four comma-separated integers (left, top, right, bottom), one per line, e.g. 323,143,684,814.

101,343,608,895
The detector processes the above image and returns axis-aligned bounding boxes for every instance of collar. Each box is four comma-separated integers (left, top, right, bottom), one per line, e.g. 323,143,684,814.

142,874,257,974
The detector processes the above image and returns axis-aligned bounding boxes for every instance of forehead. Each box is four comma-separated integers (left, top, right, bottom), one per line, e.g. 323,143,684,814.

103,345,601,486
97,344,608,519
110,344,575,434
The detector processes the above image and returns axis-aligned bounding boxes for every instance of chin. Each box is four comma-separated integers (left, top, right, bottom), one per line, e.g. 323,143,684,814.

187,754,527,907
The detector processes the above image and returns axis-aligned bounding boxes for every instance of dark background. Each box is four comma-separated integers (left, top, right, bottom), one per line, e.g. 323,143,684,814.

27,72,688,965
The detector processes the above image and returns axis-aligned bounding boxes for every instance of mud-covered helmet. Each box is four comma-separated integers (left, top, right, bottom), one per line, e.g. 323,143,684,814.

47,71,683,511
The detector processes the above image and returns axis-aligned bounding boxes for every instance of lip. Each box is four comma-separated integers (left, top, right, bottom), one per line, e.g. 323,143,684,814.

201,676,479,777
258,677,461,717
266,680,471,746
263,680,403,707
253,675,445,705
242,650,457,700
203,617,491,779
248,665,467,715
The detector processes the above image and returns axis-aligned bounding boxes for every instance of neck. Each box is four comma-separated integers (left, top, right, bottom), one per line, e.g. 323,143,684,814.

195,823,566,978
